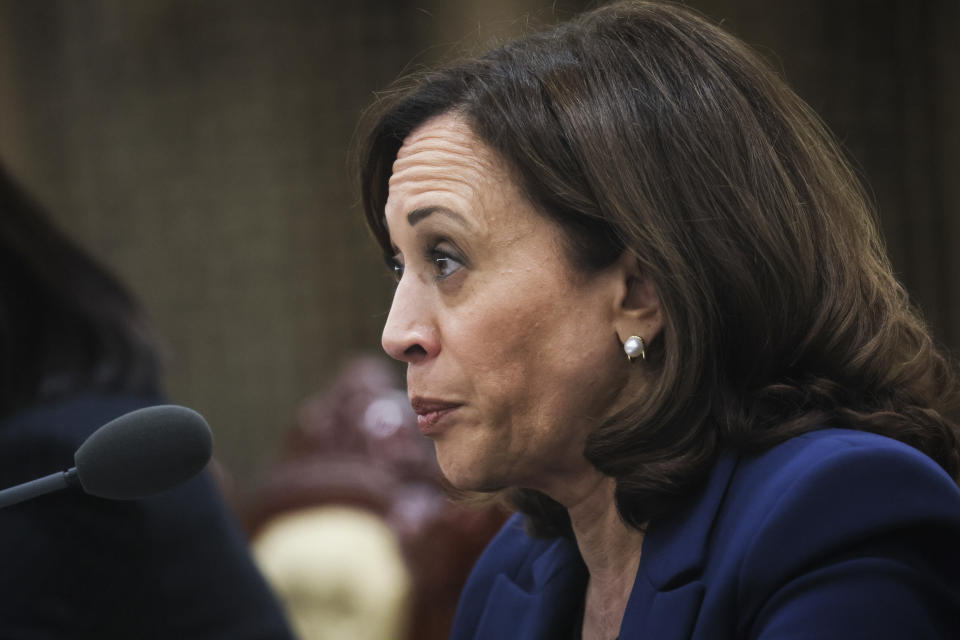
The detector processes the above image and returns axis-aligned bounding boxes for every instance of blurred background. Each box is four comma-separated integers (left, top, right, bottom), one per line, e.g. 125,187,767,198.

1,1,957,636
1,0,957,502
0,0,957,613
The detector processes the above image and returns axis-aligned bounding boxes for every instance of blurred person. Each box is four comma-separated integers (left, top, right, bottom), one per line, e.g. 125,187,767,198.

0,161,293,639
358,2,960,638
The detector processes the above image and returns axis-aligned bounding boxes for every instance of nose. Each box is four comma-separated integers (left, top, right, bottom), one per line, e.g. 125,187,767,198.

381,277,439,364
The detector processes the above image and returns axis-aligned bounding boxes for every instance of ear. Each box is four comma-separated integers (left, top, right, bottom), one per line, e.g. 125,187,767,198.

612,251,662,344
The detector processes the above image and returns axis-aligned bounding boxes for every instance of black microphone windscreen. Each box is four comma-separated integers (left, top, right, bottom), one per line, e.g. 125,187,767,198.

73,405,213,500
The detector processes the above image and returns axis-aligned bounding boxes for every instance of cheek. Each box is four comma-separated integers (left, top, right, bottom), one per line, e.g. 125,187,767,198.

450,278,616,423
456,298,544,400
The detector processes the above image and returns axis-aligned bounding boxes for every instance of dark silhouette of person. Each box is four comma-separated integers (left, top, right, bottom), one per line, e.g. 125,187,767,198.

0,161,293,639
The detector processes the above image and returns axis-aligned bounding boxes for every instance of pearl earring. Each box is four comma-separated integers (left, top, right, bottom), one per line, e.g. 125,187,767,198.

624,335,645,362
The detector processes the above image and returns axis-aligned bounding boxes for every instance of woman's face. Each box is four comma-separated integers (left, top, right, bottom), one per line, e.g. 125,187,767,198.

382,113,635,500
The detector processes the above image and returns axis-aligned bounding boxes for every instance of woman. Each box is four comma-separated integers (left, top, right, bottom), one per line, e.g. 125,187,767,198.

358,2,960,639
0,162,293,638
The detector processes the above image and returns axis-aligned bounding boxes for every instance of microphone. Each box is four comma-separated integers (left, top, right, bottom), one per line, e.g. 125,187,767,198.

0,405,213,508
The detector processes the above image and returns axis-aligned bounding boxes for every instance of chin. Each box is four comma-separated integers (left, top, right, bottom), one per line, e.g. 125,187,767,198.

435,447,509,494
446,476,508,494
438,465,504,494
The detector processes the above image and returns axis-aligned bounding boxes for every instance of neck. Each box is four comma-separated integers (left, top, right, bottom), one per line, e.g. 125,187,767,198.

566,476,643,640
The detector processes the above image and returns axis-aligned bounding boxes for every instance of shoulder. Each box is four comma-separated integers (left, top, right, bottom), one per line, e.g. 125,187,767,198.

0,392,163,484
0,392,163,446
743,426,953,474
714,428,960,637
724,428,960,567
728,428,960,532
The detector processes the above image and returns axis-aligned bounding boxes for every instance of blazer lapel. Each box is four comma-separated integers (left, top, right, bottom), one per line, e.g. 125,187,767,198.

620,452,739,639
467,452,739,640
473,536,588,639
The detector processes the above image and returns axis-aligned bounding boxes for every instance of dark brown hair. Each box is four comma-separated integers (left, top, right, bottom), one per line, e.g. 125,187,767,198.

358,1,960,537
0,163,162,419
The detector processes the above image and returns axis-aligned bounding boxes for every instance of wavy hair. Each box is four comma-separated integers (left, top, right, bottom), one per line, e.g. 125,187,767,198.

358,1,960,537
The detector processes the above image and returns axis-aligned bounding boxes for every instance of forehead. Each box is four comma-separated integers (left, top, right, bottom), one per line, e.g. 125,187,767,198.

383,113,581,275
386,114,507,219
391,113,494,181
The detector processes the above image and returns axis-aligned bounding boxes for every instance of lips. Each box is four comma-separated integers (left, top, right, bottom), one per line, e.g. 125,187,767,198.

410,396,462,435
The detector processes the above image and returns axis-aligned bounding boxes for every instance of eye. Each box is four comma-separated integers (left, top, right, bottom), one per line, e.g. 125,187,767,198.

386,254,404,281
430,247,464,280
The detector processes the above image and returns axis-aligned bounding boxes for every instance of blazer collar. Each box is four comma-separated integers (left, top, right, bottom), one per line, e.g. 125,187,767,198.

612,452,739,640
640,450,739,589
470,451,739,639
475,534,588,638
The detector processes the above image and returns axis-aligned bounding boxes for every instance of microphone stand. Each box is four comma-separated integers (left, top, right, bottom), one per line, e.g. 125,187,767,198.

0,468,79,508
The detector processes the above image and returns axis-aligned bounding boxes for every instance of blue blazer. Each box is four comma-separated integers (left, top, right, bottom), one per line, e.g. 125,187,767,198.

450,429,960,639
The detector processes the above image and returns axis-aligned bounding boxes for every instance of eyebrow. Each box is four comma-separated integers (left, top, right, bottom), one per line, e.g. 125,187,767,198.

407,206,467,227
